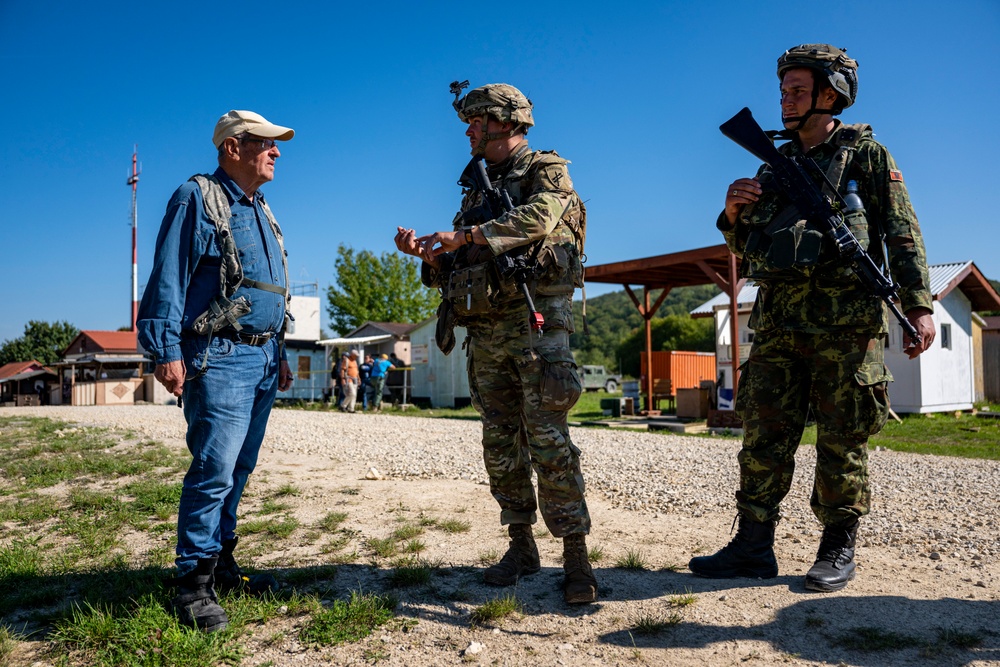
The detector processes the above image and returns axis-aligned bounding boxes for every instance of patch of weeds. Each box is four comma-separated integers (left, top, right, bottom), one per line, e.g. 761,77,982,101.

299,591,396,647
321,534,353,554
0,493,59,523
50,595,244,666
387,558,433,588
273,483,301,497
260,499,291,515
437,519,471,534
391,524,424,541
327,550,360,565
281,565,339,588
318,511,348,532
403,539,425,554
123,480,182,521
666,588,697,608
470,593,521,626
224,588,318,626
661,562,682,572
477,549,501,566
614,549,648,570
366,537,398,559
340,487,360,496
239,516,299,539
417,514,438,527
634,612,681,635
833,626,919,651
920,627,985,657
144,545,175,569
363,647,390,663
588,545,605,563
0,624,18,664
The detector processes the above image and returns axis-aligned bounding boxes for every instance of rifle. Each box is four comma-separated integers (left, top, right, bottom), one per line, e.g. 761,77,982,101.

719,107,921,346
463,158,545,334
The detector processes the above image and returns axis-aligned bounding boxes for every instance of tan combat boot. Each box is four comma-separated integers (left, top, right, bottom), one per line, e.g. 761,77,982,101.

483,523,540,586
562,533,598,604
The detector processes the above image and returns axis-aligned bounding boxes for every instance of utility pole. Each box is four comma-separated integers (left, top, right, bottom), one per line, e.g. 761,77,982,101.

127,147,140,331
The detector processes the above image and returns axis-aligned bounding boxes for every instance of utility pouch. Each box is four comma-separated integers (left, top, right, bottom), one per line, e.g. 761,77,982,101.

434,299,457,355
766,219,825,270
191,295,252,336
446,263,497,316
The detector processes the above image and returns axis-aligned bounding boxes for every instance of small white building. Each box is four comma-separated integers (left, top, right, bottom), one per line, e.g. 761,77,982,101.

691,261,1000,414
406,317,471,408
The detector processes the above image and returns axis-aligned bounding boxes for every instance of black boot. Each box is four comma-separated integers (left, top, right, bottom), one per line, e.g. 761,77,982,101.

484,524,541,586
688,516,778,579
214,537,278,595
171,557,228,632
805,522,858,592
562,533,598,604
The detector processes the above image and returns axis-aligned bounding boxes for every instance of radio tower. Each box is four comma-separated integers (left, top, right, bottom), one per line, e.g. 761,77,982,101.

127,147,141,331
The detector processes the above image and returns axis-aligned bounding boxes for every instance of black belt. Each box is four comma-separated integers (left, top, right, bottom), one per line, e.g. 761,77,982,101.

216,330,275,347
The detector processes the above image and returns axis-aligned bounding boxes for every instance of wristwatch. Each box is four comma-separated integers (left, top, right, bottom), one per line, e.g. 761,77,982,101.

464,227,475,245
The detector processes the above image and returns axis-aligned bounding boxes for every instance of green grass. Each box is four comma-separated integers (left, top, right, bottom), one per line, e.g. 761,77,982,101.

387,558,434,588
666,589,697,607
366,537,398,558
239,516,300,539
614,548,649,570
318,511,348,531
298,591,396,647
634,612,682,635
0,626,16,665
391,524,424,541
437,518,471,534
470,593,522,626
588,545,605,563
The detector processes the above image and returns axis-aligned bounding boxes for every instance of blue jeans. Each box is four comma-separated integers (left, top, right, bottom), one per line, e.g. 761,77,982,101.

176,335,279,575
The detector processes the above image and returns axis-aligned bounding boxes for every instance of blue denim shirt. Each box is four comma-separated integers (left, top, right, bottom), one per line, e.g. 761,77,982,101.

137,167,287,364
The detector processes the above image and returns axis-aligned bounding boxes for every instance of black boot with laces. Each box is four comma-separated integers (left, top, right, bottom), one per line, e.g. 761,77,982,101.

805,522,858,592
688,515,778,579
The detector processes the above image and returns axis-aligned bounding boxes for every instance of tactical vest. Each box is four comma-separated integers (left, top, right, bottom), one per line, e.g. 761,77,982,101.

443,149,587,319
741,123,878,281
188,174,292,336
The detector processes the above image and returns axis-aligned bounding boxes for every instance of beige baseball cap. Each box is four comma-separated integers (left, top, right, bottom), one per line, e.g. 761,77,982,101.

212,110,294,148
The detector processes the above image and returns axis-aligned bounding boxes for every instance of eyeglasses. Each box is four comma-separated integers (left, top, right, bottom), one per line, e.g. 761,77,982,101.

239,136,278,150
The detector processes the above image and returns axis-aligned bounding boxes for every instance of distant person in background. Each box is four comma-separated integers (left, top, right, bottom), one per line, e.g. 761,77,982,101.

359,354,373,411
332,352,346,408
341,349,360,413
368,353,392,412
137,109,295,631
389,352,404,367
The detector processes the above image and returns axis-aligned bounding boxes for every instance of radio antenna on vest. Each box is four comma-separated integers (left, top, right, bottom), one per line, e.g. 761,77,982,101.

127,146,141,331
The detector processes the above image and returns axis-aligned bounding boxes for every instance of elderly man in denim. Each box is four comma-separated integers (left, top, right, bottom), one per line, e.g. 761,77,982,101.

137,110,295,631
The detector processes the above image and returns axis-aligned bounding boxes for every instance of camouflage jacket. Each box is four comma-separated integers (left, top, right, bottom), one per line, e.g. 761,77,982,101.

719,122,932,334
423,141,586,322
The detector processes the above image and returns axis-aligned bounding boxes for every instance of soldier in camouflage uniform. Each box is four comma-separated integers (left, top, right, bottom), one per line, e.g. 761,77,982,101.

688,45,935,592
394,83,597,604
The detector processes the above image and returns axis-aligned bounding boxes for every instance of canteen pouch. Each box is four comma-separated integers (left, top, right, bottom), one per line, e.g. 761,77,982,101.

435,299,457,355
191,294,252,336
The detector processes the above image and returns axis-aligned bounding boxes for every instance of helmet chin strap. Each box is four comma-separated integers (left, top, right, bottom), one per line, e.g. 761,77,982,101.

782,77,836,132
470,119,522,157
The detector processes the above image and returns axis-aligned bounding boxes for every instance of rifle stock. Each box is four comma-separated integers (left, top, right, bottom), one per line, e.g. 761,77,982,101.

719,108,922,346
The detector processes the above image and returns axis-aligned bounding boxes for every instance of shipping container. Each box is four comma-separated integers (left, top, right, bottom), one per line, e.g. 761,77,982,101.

639,351,717,396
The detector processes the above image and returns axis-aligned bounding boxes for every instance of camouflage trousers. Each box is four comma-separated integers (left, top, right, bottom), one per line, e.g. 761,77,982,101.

735,329,891,527
466,319,590,538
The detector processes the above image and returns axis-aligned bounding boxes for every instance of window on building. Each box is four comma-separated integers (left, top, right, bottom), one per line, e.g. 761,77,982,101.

298,355,311,381
940,323,951,350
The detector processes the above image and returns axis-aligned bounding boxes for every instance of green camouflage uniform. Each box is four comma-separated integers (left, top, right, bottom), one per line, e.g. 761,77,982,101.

719,122,932,527
422,140,590,537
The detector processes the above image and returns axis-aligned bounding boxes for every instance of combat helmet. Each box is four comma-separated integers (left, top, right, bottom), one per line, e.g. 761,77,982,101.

777,44,858,113
453,83,534,127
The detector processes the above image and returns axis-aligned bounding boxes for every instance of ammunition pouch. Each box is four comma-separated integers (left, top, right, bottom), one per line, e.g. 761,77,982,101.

445,263,500,316
191,295,252,336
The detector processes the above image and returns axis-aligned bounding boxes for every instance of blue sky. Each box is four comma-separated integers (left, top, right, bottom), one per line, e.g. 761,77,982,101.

2,1,997,343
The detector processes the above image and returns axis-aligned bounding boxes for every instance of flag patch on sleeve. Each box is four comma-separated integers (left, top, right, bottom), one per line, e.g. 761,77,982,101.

889,170,904,182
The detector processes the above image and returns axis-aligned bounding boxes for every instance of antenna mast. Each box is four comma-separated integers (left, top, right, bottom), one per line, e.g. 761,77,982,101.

127,147,141,331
